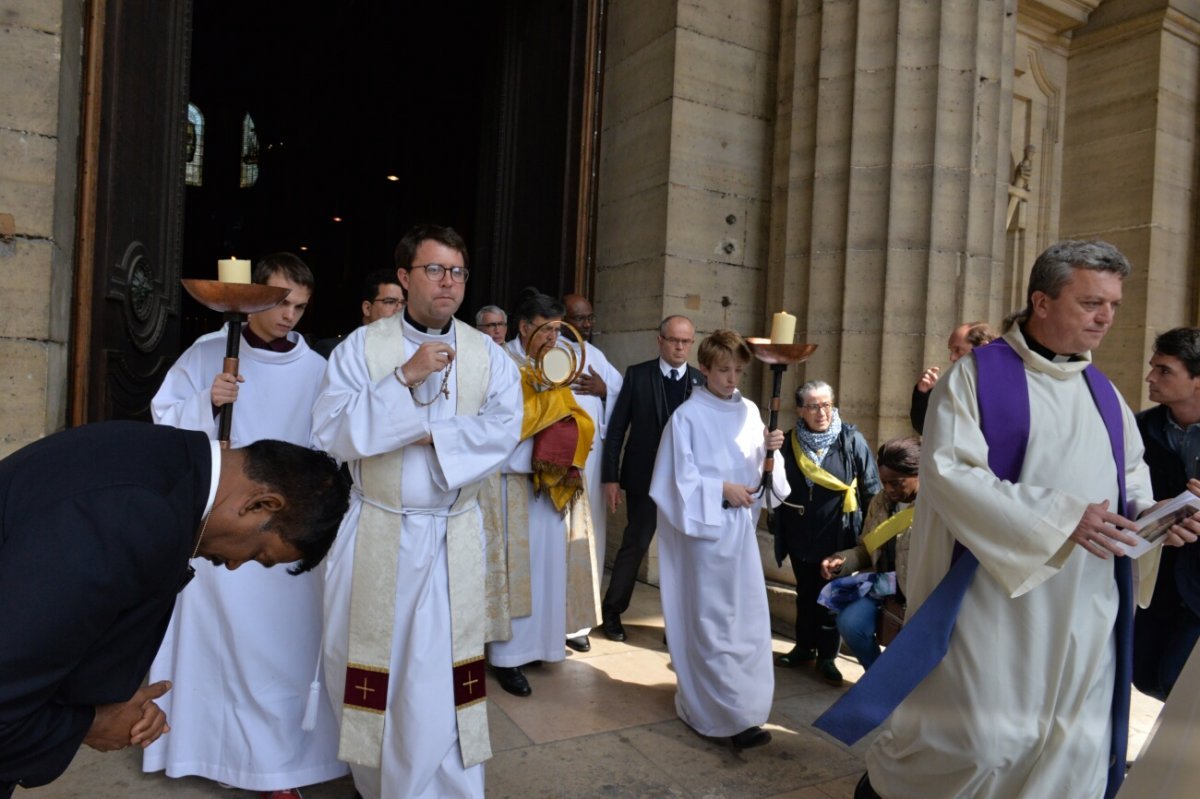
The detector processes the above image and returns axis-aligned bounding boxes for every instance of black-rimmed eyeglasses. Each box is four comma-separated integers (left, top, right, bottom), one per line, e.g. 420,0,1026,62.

404,263,470,283
372,297,403,307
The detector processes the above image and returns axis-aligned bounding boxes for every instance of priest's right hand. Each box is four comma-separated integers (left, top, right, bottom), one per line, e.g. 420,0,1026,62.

1069,499,1139,559
400,342,456,386
84,680,172,752
211,372,244,408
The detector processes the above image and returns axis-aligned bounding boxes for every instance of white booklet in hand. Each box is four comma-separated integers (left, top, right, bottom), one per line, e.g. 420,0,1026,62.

1117,489,1200,558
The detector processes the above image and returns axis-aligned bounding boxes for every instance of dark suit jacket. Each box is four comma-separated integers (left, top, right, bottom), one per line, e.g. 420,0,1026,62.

601,358,704,495
0,422,211,790
1137,404,1200,615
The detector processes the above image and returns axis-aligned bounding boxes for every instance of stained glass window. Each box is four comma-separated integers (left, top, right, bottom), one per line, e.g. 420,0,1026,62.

240,113,259,188
185,103,204,186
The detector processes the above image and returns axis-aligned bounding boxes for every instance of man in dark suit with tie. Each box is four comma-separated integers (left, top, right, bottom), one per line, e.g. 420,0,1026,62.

600,315,703,640
0,421,349,798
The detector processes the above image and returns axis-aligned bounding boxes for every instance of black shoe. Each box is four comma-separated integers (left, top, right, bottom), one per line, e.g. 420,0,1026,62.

491,665,531,697
816,658,844,686
602,615,626,641
854,772,882,799
566,635,591,652
775,646,817,668
730,726,771,750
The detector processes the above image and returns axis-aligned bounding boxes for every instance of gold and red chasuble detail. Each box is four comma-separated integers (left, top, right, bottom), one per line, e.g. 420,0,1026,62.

344,664,388,714
453,656,487,709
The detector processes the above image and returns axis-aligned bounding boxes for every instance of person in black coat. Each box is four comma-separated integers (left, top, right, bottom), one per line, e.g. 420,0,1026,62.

0,421,349,797
1134,327,1200,700
774,380,880,686
599,315,704,640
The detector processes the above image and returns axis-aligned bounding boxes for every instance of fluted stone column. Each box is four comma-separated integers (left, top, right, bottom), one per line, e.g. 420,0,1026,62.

767,0,1018,446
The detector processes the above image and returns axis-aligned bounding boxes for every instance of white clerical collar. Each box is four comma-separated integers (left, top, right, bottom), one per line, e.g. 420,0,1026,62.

204,440,221,518
659,358,685,378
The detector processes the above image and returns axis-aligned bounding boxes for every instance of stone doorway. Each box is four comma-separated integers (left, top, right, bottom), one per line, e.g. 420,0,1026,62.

69,0,605,423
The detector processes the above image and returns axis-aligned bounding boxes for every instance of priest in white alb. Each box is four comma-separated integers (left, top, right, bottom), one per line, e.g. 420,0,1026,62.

850,241,1200,799
562,292,622,651
311,225,521,799
650,329,787,750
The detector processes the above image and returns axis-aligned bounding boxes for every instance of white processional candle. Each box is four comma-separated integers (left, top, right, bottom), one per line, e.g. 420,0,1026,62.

217,257,252,284
770,311,796,345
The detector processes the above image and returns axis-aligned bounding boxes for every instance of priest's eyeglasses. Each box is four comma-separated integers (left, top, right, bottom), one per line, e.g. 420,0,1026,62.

406,263,470,283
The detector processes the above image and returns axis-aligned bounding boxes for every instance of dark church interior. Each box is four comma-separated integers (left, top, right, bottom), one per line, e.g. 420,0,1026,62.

180,0,592,348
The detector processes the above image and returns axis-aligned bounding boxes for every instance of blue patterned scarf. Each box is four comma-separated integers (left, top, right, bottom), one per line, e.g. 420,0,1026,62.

795,408,842,486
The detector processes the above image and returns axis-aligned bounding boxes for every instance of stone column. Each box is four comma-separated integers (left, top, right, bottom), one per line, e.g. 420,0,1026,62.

0,1,81,456
767,0,1018,446
595,0,779,579
1061,0,1200,402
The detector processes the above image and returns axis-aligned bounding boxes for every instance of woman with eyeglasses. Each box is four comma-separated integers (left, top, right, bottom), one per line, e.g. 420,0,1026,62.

773,380,880,686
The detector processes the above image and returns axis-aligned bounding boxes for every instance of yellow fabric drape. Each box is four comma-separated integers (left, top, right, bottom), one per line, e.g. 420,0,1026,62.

519,366,595,511
861,506,915,554
792,432,859,513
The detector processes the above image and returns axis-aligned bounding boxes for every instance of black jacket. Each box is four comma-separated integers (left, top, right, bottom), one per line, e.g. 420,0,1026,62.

775,422,881,565
601,358,704,495
0,422,211,790
1136,404,1200,615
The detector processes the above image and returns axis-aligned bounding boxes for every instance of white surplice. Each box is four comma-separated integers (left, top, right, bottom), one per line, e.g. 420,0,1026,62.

312,318,520,799
565,339,622,638
649,387,787,738
142,329,347,790
866,328,1157,799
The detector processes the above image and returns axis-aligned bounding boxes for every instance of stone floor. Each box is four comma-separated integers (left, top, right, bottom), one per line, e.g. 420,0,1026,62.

21,578,1165,799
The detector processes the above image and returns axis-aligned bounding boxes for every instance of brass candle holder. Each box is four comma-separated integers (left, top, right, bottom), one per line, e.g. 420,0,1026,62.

181,279,291,448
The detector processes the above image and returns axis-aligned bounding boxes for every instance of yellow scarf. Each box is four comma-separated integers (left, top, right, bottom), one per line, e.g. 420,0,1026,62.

861,506,915,554
519,365,595,511
791,431,859,513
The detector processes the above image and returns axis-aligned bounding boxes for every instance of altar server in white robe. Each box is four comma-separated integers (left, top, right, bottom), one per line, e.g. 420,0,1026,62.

143,253,347,797
312,225,521,799
860,241,1200,799
650,329,787,750
562,293,622,650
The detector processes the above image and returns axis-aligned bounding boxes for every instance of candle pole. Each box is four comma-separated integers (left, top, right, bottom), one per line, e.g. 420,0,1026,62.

181,279,291,448
746,338,817,504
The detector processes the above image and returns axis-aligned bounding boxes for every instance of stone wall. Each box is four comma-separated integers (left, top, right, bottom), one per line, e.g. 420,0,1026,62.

1062,0,1200,401
594,0,781,580
0,0,81,457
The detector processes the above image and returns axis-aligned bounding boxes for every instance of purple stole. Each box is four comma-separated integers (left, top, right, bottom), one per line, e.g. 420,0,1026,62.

814,337,1133,799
